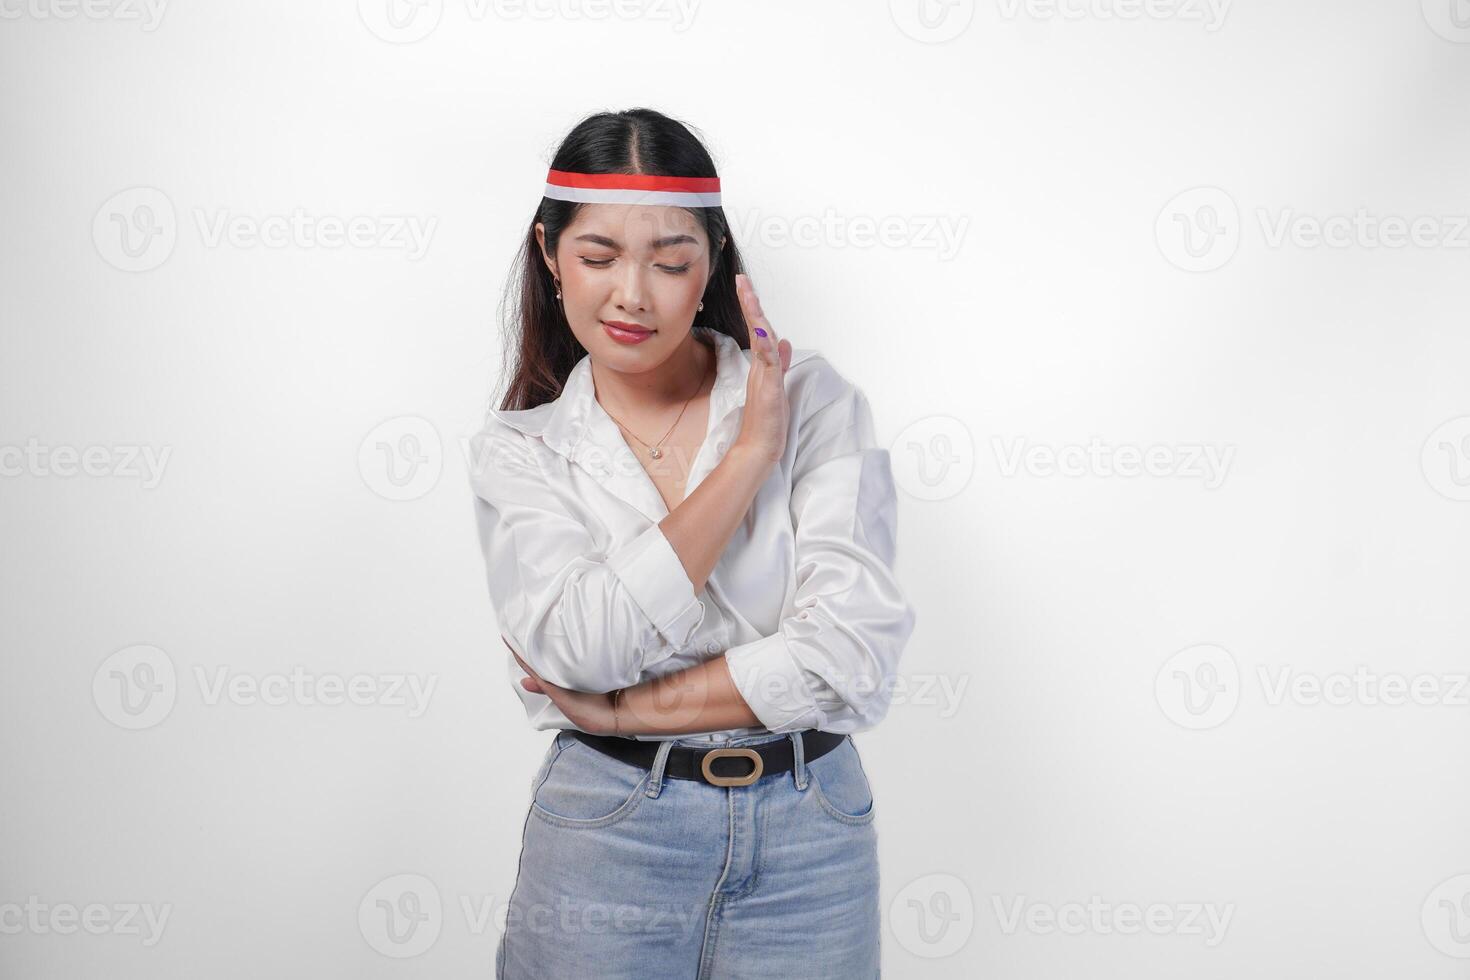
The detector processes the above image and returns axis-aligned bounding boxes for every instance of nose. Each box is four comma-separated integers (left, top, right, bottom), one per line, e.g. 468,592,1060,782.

612,259,648,314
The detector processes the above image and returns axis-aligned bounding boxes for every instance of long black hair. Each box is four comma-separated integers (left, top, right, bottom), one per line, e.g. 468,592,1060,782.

493,108,750,414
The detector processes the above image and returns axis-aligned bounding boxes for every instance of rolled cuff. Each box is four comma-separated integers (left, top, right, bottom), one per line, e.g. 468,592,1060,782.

723,632,822,734
605,522,706,654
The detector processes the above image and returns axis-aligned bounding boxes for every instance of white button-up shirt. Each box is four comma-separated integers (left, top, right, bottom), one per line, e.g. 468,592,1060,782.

468,325,916,743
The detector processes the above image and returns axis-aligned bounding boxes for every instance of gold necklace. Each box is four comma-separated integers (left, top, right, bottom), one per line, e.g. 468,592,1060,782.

601,350,712,460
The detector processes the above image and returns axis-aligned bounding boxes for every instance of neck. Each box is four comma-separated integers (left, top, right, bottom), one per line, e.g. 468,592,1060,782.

590,329,715,417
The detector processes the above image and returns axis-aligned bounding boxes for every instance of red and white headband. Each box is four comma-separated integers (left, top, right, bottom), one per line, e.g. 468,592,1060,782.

543,168,722,208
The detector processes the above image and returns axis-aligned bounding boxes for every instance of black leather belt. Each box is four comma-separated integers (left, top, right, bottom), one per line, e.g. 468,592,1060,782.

568,729,846,787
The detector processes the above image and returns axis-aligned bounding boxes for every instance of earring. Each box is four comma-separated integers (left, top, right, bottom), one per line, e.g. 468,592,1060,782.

697,301,704,312
553,276,561,300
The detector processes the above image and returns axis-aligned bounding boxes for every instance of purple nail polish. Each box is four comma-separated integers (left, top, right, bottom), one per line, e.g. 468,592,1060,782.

754,327,767,338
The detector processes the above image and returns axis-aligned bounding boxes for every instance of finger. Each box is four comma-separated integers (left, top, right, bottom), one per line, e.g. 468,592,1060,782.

736,274,780,367
740,279,776,364
735,275,766,346
778,337,792,374
507,645,538,679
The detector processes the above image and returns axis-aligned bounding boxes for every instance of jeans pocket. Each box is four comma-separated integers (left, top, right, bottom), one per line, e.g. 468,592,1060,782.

806,737,877,825
530,732,652,829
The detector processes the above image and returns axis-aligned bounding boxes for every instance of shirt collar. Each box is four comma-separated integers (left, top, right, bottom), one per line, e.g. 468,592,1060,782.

540,325,749,459
490,326,750,522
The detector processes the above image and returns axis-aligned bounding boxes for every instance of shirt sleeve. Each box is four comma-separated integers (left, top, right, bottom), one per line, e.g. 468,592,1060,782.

722,380,918,734
468,427,706,693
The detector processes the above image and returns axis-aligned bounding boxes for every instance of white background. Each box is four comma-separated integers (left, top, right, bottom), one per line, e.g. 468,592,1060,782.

3,1,1470,977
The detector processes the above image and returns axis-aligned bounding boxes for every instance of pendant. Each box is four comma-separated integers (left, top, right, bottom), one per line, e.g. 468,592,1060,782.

649,447,663,459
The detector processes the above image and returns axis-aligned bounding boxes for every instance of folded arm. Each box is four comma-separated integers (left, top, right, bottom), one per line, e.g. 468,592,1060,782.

471,430,706,692
614,382,918,736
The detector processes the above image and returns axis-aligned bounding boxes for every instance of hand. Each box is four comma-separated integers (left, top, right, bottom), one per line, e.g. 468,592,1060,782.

732,273,793,466
505,636,620,736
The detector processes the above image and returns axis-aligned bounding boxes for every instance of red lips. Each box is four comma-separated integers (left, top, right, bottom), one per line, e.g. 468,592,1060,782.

602,320,656,345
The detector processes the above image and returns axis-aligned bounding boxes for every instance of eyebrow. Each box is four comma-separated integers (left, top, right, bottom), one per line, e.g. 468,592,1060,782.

573,233,698,250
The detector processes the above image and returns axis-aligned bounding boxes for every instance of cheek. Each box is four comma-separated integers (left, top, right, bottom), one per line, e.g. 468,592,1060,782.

663,274,705,307
562,264,599,298
564,267,704,309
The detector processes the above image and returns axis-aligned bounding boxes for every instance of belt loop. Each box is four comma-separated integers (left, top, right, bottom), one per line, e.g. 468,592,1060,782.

646,738,676,798
790,731,809,791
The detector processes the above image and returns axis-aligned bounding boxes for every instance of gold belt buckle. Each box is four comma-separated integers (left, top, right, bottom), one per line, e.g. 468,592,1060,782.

700,747,764,787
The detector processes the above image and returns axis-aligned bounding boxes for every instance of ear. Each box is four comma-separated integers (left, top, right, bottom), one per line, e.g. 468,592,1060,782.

534,222,558,280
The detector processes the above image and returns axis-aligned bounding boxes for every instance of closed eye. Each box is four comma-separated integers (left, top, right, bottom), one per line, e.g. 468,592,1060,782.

580,257,691,275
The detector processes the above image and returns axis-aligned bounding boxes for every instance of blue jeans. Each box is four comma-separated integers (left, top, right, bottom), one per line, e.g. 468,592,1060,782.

496,729,881,979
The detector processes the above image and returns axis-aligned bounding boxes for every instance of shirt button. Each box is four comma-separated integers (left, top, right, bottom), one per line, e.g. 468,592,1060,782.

715,440,728,454
705,641,719,654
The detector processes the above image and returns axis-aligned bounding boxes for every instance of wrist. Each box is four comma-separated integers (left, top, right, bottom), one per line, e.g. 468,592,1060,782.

726,440,780,473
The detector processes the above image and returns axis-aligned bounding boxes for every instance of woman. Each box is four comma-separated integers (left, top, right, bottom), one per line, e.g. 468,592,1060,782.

469,108,917,979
